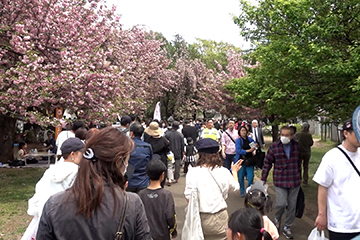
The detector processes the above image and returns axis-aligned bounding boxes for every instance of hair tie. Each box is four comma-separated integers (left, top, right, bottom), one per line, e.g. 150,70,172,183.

83,148,97,162
260,228,265,233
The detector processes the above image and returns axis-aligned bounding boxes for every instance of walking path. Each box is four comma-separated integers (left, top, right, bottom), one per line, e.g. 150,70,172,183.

166,169,316,240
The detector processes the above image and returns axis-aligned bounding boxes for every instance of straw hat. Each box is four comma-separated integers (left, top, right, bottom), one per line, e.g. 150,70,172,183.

145,122,162,137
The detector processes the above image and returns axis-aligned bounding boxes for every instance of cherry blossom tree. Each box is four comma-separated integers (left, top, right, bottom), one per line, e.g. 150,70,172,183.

0,0,170,162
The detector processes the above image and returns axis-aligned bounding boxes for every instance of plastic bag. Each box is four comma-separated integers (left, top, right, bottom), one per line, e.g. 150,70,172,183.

21,215,39,240
308,228,328,240
167,151,175,163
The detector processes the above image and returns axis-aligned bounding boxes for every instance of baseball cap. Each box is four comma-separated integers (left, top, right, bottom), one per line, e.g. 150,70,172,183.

60,138,85,154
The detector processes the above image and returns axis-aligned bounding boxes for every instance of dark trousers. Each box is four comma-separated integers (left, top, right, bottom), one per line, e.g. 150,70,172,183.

224,154,235,170
184,161,195,173
329,230,360,240
300,152,311,184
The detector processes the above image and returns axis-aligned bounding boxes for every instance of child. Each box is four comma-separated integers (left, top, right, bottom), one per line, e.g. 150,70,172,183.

184,137,197,174
244,181,279,240
227,208,272,240
138,160,177,240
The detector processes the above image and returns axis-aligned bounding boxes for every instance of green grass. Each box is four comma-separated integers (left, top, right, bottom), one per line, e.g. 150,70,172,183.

256,137,337,221
0,167,45,240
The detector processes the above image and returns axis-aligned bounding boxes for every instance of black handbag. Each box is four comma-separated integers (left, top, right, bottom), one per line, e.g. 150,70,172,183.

242,156,258,166
295,187,305,218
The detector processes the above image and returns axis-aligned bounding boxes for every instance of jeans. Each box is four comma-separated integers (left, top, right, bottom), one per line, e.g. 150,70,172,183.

224,154,235,170
274,186,300,227
237,165,254,196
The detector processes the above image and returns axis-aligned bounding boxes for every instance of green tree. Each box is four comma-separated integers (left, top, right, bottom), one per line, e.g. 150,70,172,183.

189,39,241,72
229,0,360,140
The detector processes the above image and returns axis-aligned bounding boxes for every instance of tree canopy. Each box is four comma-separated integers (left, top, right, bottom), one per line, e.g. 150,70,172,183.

228,0,360,123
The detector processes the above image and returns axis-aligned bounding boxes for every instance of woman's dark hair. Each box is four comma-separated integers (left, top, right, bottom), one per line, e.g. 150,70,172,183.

196,152,222,170
244,189,273,216
146,160,166,180
70,127,134,218
238,125,248,137
186,137,193,145
19,141,27,149
75,127,87,140
228,208,272,240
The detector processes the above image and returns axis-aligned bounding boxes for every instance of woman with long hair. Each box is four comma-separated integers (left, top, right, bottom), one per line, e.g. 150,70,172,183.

184,138,242,239
36,127,152,240
227,208,272,240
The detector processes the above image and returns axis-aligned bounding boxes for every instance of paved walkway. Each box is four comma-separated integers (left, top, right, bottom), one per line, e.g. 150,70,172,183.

166,169,317,240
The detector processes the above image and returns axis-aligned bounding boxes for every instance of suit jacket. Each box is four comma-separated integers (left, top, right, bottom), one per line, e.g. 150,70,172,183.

251,127,265,147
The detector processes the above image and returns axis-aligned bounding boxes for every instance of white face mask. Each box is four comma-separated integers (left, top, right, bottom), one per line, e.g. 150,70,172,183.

123,162,128,175
280,136,291,145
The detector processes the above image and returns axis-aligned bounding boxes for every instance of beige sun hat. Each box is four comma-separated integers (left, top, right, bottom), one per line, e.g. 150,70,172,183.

145,122,162,137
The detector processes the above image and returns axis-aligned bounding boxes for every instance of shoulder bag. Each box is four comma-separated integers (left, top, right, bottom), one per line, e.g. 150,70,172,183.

224,130,236,143
115,193,128,240
337,147,360,177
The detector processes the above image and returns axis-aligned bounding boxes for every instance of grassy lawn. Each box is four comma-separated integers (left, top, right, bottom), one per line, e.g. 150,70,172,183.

0,167,45,240
256,136,337,221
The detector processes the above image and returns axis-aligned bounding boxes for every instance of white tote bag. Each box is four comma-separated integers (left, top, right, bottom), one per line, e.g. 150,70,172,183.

308,228,328,240
21,215,39,240
182,178,204,240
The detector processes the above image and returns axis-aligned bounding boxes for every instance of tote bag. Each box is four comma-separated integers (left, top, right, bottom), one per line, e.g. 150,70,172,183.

182,178,204,240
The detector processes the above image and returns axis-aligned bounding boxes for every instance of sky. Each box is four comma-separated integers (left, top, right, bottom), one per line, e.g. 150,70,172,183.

107,0,252,50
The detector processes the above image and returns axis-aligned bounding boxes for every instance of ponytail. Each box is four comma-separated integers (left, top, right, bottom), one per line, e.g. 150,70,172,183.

260,228,272,240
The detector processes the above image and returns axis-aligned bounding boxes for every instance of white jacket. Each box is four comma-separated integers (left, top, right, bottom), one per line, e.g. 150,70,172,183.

27,161,78,217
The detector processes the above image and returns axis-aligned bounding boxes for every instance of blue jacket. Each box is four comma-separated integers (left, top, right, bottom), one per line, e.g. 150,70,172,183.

235,136,255,163
128,137,153,189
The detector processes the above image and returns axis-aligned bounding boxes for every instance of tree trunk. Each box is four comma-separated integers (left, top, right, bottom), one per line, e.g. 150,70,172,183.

271,124,279,142
0,116,17,163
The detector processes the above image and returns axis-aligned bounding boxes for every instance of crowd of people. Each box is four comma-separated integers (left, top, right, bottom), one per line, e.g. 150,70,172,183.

19,112,360,240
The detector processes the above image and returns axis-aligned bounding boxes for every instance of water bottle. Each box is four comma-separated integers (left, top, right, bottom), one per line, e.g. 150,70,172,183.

34,148,38,153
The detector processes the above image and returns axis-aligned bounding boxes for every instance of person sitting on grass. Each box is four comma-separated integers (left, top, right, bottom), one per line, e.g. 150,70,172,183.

138,160,178,240
21,138,84,240
14,141,27,166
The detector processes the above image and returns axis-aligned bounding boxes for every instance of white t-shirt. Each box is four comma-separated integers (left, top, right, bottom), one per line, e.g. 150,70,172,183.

184,166,239,213
313,145,360,233
56,130,75,155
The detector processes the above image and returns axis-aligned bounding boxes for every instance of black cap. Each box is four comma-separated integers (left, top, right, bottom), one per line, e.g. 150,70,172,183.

61,138,85,154
342,118,353,131
195,138,219,153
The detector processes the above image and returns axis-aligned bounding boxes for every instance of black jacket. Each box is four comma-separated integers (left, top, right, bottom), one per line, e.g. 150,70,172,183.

37,186,152,240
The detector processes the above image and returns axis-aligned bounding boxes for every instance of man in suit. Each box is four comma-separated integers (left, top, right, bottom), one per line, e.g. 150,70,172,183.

251,119,265,148
251,119,266,168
